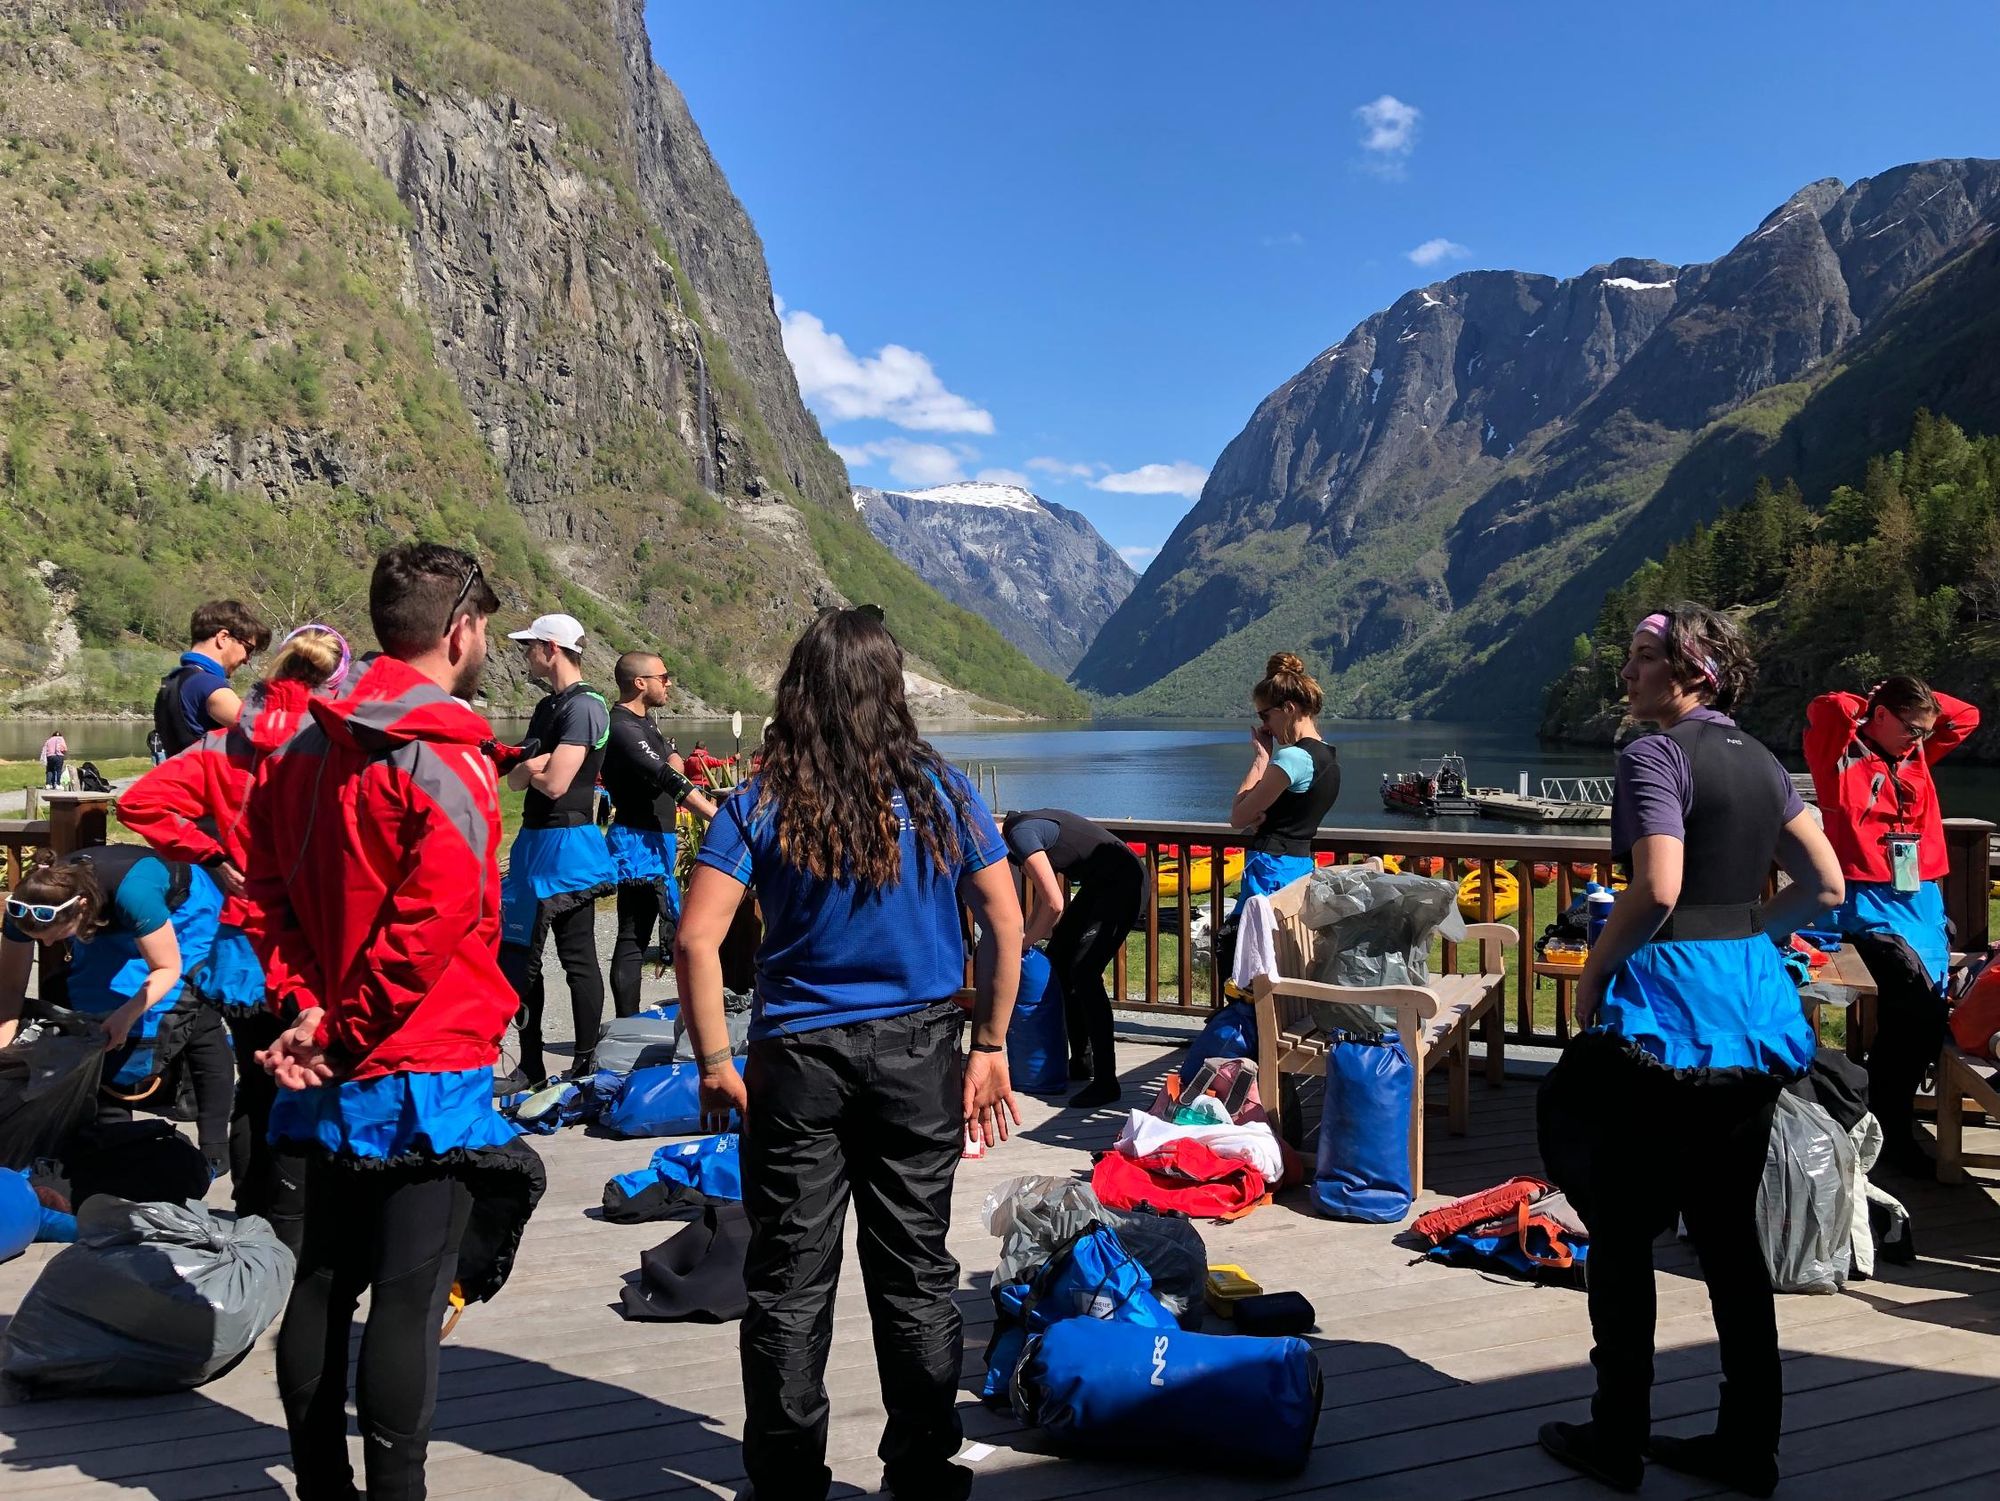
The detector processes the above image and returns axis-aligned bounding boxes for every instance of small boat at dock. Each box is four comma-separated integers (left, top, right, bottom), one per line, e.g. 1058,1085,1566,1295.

1380,754,1497,817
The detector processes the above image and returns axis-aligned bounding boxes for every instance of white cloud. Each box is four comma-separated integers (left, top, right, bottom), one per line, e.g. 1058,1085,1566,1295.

1355,94,1421,176
1119,545,1160,569
1260,230,1306,249
1028,456,1102,479
833,439,971,487
777,301,993,434
974,467,1033,488
1406,237,1471,268
1090,461,1210,500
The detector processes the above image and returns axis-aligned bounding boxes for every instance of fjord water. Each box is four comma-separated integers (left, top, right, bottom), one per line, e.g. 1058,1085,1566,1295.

14,715,2000,828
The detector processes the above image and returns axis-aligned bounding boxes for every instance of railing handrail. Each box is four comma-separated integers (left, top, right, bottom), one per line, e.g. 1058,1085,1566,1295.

1064,816,1615,863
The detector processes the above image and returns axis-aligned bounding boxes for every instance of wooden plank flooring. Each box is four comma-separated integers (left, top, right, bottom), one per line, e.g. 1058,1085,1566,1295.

4,1043,1998,1499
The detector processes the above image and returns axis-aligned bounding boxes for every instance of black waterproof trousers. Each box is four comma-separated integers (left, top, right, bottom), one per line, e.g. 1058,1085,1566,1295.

1849,931,1950,1155
1046,848,1146,1084
277,1157,473,1501
1542,1038,1782,1469
227,1010,308,1255
609,880,676,1021
740,1001,968,1501
504,898,605,1079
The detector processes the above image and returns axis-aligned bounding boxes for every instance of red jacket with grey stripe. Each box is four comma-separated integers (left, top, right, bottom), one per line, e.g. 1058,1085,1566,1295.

1803,689,1981,884
242,654,514,1081
116,679,319,931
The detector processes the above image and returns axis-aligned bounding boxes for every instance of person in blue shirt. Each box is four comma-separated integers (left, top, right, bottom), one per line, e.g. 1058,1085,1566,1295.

0,846,233,1175
675,606,1023,1501
151,600,272,757
1230,651,1340,905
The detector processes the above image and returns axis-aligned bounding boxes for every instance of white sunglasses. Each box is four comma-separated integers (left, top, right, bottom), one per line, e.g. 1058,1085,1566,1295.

5,894,82,925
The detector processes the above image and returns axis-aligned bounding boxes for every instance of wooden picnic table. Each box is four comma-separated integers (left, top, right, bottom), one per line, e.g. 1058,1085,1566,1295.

36,791,112,858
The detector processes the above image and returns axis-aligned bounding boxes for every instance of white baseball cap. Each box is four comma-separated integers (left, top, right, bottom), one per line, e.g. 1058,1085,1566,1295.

507,613,586,653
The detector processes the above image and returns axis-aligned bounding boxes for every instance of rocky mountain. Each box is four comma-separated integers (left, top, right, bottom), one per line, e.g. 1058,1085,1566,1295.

0,1,1081,719
1075,158,2000,720
853,482,1135,674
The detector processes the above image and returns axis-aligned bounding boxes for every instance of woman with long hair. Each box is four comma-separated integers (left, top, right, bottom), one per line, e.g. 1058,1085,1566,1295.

1538,604,1844,1497
675,607,1023,1501
1803,673,1980,1173
1230,651,1340,902
119,623,352,1247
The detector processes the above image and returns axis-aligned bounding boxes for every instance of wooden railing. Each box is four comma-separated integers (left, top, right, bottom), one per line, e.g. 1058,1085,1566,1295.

1040,816,1997,1053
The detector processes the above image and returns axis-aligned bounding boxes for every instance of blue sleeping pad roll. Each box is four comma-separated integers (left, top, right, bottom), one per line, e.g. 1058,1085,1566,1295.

1312,1030,1415,1223
598,1059,742,1138
1009,948,1068,1095
1014,1319,1323,1476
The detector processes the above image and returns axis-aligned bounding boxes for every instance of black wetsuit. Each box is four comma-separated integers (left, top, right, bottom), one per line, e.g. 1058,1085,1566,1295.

603,704,702,1019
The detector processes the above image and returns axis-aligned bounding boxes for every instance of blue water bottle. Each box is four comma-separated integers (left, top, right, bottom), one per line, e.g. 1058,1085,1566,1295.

1586,883,1615,948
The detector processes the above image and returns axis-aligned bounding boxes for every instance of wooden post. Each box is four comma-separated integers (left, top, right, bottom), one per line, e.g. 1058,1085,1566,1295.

1942,818,1994,953
1175,845,1193,1007
42,793,110,857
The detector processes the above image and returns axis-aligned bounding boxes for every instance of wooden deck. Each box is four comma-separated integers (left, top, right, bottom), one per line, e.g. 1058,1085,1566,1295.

4,1042,1999,1499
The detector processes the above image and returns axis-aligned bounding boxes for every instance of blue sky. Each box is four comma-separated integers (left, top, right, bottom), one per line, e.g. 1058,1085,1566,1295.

651,1,2000,568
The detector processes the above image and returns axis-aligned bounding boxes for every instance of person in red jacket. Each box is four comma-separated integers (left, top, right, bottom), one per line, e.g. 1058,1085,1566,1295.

117,624,351,1249
245,544,516,1501
1804,675,1981,1171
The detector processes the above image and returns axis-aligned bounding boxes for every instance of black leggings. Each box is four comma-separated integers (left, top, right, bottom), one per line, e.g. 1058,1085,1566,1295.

227,1012,308,1254
504,898,604,1079
1046,852,1146,1085
277,1157,473,1501
610,880,676,1021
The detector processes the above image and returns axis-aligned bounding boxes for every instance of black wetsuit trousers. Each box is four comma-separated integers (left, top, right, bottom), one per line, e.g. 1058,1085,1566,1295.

227,1010,308,1255
1573,1065,1783,1465
740,1002,967,1501
1046,851,1146,1084
504,899,605,1079
277,1157,473,1501
609,879,676,1021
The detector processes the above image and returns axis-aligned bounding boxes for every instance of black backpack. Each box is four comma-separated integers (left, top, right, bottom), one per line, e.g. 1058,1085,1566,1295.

74,761,112,794
151,662,205,757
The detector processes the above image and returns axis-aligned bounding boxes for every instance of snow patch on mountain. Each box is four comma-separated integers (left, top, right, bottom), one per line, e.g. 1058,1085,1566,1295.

895,482,1044,514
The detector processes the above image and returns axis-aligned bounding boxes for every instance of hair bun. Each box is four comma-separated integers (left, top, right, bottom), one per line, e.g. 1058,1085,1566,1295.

1266,651,1307,678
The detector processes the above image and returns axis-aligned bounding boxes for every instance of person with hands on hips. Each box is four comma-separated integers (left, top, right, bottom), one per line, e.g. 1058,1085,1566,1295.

1537,605,1842,1499
674,606,1021,1501
1230,651,1340,907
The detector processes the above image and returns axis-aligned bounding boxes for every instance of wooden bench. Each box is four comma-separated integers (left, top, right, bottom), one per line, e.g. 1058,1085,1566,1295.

1249,873,1516,1196
1935,1044,2000,1184
0,817,52,888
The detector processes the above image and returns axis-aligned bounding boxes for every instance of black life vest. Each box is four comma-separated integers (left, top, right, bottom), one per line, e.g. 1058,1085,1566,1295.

522,683,611,829
151,663,207,757
1626,716,1785,941
1250,738,1341,857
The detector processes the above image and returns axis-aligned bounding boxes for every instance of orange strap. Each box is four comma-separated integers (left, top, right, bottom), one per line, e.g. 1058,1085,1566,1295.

1517,1202,1576,1269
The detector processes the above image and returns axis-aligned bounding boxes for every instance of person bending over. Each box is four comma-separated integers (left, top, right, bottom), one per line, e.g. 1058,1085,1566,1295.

676,607,1022,1501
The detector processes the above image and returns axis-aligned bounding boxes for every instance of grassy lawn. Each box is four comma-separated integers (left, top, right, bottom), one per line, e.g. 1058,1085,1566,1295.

0,756,152,795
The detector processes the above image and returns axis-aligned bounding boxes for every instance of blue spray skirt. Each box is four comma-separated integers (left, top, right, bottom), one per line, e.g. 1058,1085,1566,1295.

605,824,679,902
597,1059,745,1138
601,1133,742,1222
1833,880,1950,989
1235,850,1312,913
1599,933,1815,1076
269,1068,516,1160
190,925,265,1016
1008,948,1068,1094
501,824,619,945
1012,1319,1323,1476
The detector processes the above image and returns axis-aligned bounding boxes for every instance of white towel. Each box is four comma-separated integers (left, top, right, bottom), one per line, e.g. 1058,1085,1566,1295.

1232,892,1281,992
1114,1108,1286,1183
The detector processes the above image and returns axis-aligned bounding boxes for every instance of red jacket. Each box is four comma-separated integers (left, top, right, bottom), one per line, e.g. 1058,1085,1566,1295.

242,655,514,1081
116,680,318,930
1803,689,1981,883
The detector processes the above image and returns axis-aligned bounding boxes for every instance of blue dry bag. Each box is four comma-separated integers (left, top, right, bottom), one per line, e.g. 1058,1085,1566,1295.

981,1222,1178,1400
1008,948,1068,1095
598,1059,742,1139
1179,998,1258,1086
1,1169,39,1263
601,1134,743,1223
1013,1319,1323,1476
1312,1029,1415,1223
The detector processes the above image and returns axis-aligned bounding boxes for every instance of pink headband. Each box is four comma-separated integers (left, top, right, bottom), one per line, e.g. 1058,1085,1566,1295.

282,623,352,690
1635,612,1717,687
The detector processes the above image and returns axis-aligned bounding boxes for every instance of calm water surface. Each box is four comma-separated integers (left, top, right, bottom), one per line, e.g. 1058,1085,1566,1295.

11,714,2000,828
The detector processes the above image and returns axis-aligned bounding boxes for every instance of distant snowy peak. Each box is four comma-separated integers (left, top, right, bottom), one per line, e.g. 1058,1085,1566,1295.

899,481,1046,513
1602,276,1677,291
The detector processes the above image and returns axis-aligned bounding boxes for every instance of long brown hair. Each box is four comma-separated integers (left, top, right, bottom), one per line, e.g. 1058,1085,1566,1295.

754,608,965,889
10,857,106,938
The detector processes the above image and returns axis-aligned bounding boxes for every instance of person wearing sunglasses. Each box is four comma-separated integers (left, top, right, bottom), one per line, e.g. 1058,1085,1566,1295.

117,623,354,1251
0,845,229,1173
151,600,273,758
1804,673,1981,1174
1228,650,1340,908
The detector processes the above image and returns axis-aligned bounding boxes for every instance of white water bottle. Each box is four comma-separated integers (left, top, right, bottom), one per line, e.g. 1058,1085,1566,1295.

1586,884,1615,948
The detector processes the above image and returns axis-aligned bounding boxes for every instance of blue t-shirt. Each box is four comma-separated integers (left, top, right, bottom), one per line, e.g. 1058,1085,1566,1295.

697,767,1006,1039
1,855,174,943
1271,744,1316,791
173,651,230,742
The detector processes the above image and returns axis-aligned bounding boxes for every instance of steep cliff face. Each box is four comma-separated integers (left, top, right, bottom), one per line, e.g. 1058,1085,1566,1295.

0,0,1078,717
854,483,1135,674
1077,158,2000,719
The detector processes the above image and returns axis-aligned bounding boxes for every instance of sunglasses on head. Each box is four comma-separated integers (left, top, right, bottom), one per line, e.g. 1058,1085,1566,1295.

448,559,486,623
5,894,81,926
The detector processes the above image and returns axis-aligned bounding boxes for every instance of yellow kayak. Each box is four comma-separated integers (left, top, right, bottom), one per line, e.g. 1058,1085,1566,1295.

1155,849,1245,900
1457,865,1520,921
